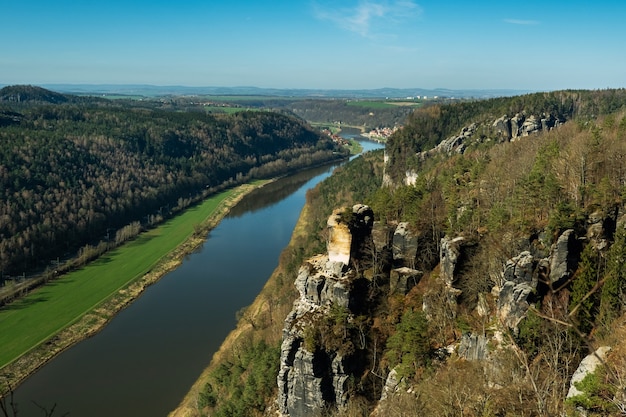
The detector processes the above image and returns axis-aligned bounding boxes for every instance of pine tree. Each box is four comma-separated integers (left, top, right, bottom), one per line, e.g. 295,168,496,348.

569,243,600,334
599,226,626,327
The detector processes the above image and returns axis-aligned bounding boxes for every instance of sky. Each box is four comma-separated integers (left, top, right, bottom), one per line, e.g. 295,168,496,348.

1,0,625,91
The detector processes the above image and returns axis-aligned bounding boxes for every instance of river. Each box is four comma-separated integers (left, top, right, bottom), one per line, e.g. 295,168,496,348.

13,130,382,416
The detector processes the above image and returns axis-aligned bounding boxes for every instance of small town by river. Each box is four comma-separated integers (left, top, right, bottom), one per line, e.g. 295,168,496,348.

13,131,382,416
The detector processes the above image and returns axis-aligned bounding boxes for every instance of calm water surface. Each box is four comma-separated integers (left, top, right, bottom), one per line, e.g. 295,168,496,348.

14,134,382,416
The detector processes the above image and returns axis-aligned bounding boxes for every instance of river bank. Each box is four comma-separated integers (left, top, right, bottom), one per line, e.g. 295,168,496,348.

168,141,385,417
168,200,315,417
0,181,265,395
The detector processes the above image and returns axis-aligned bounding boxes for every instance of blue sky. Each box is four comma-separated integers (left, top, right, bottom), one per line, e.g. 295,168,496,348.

1,0,625,91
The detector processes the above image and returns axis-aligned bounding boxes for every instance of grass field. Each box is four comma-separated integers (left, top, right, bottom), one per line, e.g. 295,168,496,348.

0,187,242,369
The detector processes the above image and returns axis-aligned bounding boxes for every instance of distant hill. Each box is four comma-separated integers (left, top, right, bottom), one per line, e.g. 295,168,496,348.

0,85,69,104
26,84,530,99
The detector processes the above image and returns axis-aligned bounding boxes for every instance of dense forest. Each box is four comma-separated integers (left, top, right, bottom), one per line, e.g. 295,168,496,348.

175,95,419,130
0,85,348,279
386,89,626,183
282,99,415,129
175,88,626,417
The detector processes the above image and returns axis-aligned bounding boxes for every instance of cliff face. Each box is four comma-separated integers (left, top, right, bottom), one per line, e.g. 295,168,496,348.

279,201,626,416
278,204,423,416
277,205,372,416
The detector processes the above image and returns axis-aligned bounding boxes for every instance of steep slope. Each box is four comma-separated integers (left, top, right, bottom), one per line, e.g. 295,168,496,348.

173,89,626,417
0,92,347,280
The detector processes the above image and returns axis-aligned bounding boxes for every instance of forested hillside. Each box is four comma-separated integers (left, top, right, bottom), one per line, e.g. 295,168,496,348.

173,88,626,417
0,86,347,279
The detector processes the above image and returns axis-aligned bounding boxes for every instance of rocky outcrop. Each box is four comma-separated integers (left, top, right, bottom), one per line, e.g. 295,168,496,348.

549,229,580,287
440,236,465,287
372,221,394,253
294,255,352,308
327,209,352,264
435,123,476,154
389,267,422,295
278,340,332,416
278,257,355,416
586,209,617,251
387,112,566,187
278,205,375,417
511,114,523,139
379,369,401,402
521,115,541,136
493,115,512,140
392,222,418,266
458,333,489,361
497,251,539,329
326,204,374,266
567,346,611,399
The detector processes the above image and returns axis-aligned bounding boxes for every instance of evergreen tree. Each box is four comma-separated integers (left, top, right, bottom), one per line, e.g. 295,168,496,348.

599,226,626,327
569,243,600,334
384,309,430,378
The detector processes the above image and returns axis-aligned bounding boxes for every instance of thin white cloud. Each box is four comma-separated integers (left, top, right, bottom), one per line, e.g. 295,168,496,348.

313,1,422,37
504,18,540,25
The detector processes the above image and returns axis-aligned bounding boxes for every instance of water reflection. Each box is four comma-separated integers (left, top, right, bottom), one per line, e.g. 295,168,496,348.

228,163,342,218
12,139,383,417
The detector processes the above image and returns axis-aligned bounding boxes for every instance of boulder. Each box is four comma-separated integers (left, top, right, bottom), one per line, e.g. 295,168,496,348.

567,346,611,399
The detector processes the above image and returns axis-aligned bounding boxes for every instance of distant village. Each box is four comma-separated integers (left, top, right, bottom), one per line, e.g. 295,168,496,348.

321,129,350,146
321,125,399,145
363,126,399,141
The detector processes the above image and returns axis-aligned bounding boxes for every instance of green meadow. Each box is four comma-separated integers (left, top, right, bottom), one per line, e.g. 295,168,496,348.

0,186,244,369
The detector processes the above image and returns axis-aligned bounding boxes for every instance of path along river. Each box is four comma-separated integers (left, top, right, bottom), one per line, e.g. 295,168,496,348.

13,129,382,416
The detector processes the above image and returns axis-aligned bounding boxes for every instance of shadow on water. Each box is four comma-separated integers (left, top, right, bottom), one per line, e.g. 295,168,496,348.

228,162,342,218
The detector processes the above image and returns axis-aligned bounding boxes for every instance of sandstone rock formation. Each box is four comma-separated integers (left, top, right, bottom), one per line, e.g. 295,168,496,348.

567,346,611,399
549,229,579,287
389,267,422,295
497,251,538,329
458,333,488,361
392,222,418,265
492,115,512,140
440,236,465,287
327,209,352,265
278,205,376,417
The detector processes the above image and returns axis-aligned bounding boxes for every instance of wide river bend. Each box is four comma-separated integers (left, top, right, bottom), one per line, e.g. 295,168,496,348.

14,130,382,416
